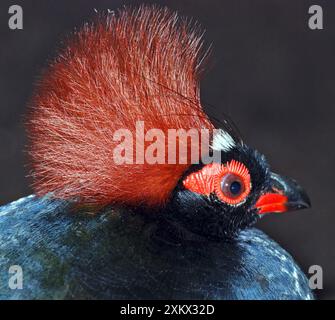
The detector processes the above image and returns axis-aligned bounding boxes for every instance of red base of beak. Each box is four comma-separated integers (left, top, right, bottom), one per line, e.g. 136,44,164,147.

255,193,288,214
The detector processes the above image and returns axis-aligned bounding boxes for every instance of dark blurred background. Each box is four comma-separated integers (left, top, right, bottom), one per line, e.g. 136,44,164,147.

0,0,334,299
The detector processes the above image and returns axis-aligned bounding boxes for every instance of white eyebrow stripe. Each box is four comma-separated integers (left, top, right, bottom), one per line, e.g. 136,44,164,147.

211,129,236,152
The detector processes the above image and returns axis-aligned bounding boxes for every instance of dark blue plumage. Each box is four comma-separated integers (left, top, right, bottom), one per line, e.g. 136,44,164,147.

0,195,313,300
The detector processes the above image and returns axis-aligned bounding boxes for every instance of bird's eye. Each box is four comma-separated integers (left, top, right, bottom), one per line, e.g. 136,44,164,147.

221,173,245,199
183,159,251,206
215,160,251,205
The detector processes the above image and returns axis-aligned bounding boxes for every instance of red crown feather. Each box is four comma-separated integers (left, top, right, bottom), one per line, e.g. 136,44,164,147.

27,5,214,208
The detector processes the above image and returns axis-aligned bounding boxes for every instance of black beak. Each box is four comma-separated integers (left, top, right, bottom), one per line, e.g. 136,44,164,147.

256,172,311,214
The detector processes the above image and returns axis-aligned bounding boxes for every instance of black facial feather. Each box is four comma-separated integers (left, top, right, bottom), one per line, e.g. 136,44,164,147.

162,144,271,241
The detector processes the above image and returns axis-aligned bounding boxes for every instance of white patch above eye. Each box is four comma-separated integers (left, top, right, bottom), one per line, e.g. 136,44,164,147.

211,129,236,152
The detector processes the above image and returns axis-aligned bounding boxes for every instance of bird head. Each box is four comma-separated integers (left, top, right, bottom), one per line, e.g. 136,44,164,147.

164,129,311,240
27,6,311,241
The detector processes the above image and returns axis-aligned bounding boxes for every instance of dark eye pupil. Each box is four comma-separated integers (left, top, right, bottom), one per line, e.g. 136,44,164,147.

230,181,241,195
220,173,245,199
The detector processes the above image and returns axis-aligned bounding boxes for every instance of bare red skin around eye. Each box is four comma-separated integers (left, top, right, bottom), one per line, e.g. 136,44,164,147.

182,160,251,205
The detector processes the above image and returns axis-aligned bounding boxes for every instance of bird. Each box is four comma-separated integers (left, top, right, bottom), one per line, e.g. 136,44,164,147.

0,5,313,300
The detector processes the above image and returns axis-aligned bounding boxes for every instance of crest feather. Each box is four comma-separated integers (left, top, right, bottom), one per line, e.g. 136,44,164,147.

27,5,213,207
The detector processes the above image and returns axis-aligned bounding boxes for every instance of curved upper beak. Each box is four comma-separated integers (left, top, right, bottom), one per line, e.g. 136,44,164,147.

255,172,311,215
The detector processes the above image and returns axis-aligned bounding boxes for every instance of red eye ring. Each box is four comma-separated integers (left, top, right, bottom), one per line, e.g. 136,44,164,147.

213,160,251,205
182,160,251,206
